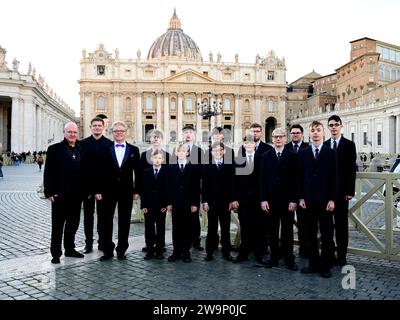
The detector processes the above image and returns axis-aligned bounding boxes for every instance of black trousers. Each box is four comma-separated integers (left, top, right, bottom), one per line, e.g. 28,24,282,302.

237,200,265,259
99,193,133,256
307,204,335,271
144,209,166,254
191,208,201,247
171,207,193,257
205,206,231,256
83,196,99,247
268,205,295,263
296,207,310,255
333,197,349,260
50,196,81,258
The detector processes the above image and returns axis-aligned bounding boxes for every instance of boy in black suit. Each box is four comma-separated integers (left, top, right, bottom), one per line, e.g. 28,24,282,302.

260,128,298,271
232,134,265,264
202,142,235,261
298,121,337,278
285,124,310,258
95,121,142,261
141,150,170,260
324,115,357,266
168,143,201,263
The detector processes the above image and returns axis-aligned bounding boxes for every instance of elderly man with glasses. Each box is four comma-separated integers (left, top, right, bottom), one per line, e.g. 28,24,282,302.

95,121,142,261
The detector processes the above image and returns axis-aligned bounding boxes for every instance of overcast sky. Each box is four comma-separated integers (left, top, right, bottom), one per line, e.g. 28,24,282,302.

1,0,399,114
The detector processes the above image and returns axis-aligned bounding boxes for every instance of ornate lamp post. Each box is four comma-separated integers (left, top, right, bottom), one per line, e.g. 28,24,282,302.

197,92,222,147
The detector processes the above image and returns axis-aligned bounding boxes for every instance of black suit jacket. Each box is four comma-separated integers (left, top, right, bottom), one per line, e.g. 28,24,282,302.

233,152,262,203
298,145,337,206
202,160,235,208
96,142,142,196
141,166,169,210
140,149,171,170
285,141,309,152
259,148,298,207
239,141,273,157
324,137,357,197
80,135,113,195
168,163,200,209
43,139,84,199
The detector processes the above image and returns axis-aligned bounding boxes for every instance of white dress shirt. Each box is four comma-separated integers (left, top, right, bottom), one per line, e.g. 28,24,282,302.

114,142,126,167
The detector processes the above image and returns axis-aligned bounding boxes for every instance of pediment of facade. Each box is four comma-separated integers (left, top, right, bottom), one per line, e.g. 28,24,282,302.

162,69,215,84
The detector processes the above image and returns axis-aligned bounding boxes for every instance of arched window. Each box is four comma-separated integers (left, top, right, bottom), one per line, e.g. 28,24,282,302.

224,98,231,111
97,96,105,111
146,96,153,110
170,98,176,111
267,99,274,112
245,99,250,111
125,97,132,111
186,97,193,110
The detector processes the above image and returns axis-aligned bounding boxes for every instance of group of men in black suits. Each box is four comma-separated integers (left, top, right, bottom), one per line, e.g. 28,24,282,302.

44,115,356,278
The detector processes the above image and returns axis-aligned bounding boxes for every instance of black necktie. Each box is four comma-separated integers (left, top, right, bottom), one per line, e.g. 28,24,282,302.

154,168,158,178
314,148,319,160
180,164,184,172
277,152,281,160
294,143,299,153
216,162,222,170
333,140,337,150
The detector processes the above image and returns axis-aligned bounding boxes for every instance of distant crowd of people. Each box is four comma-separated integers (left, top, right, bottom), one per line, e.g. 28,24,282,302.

43,115,357,279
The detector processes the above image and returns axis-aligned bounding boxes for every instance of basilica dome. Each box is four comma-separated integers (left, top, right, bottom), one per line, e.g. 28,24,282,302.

147,9,203,62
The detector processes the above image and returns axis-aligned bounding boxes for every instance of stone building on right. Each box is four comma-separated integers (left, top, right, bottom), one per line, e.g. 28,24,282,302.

288,37,400,155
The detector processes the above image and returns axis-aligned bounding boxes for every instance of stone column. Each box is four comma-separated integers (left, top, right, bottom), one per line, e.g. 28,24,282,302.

279,96,286,129
396,115,400,154
36,106,42,151
234,94,240,144
113,93,121,122
196,94,203,142
156,93,162,129
177,93,183,141
136,93,143,143
11,97,22,152
255,95,262,124
163,93,170,143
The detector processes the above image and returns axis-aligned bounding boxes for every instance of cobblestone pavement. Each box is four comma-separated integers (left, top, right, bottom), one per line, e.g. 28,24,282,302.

0,164,400,301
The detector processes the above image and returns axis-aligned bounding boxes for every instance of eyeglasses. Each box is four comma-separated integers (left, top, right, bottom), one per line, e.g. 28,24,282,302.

290,132,302,135
112,130,126,133
272,135,286,139
328,123,341,128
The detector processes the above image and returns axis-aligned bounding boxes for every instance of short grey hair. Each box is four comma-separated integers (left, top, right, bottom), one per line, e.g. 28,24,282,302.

272,127,286,137
111,121,128,131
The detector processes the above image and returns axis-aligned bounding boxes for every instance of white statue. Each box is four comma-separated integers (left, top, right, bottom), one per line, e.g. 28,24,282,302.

12,58,20,72
209,51,213,62
82,49,87,59
114,48,119,59
137,49,141,59
27,62,32,75
0,46,7,70
217,52,221,63
235,53,239,63
32,67,36,79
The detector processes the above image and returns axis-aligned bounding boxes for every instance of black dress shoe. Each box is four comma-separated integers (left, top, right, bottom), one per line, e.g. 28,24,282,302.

223,255,234,262
100,254,114,261
204,254,213,261
300,266,319,274
156,253,165,259
168,254,178,262
51,257,60,264
83,246,93,254
142,246,149,252
233,255,249,263
286,262,299,271
265,259,279,268
117,253,127,260
65,250,84,258
144,253,154,260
